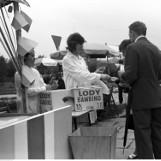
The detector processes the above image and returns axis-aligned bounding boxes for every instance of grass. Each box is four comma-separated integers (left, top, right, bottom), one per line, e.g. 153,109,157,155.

97,103,126,121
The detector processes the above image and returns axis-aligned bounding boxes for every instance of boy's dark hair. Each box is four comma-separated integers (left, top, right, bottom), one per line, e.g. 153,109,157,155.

129,21,147,36
43,75,51,84
66,32,85,52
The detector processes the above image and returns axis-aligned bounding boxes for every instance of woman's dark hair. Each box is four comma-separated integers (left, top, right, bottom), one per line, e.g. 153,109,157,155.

129,21,147,36
66,32,85,52
24,52,31,62
24,49,35,62
119,39,131,52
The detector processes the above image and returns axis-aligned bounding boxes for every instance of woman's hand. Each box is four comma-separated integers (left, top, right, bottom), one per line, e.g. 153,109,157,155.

46,84,52,91
100,74,111,81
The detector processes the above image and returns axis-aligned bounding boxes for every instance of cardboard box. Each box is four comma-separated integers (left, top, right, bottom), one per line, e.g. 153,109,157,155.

69,126,117,159
72,87,103,111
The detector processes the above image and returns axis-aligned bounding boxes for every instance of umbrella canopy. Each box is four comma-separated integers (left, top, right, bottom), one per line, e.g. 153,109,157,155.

50,43,121,60
83,42,121,57
34,58,62,66
50,50,67,60
108,44,121,57
84,43,108,55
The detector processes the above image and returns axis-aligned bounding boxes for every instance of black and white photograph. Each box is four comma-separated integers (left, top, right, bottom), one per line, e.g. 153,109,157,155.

0,0,161,159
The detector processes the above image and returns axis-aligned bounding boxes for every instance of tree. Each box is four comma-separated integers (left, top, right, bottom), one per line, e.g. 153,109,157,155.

6,59,16,78
0,55,7,82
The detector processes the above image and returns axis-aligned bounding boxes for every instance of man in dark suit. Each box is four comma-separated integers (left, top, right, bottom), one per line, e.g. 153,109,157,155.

119,21,161,159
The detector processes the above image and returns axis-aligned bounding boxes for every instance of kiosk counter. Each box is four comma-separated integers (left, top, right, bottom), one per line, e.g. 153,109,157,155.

0,105,73,159
39,87,104,112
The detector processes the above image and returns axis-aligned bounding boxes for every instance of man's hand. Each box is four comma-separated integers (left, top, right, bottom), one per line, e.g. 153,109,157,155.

118,70,124,78
110,77,119,82
118,70,125,82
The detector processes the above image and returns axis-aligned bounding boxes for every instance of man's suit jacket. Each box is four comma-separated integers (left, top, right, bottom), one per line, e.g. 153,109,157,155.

123,37,161,110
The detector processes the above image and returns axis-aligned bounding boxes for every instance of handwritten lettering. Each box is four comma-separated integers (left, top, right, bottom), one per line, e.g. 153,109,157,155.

77,96,101,102
78,89,100,97
40,100,52,105
39,93,51,99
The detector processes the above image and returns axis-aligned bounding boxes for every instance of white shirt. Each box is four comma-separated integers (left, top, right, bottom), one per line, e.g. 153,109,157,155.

15,65,46,114
62,51,101,89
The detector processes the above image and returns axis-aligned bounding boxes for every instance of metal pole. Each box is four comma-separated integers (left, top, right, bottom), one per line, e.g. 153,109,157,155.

13,2,27,113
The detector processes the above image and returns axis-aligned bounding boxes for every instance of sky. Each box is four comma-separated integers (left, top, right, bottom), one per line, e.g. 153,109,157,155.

1,0,161,58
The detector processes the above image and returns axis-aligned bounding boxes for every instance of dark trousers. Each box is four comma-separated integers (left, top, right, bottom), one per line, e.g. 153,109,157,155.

118,85,123,103
118,85,129,103
133,107,161,159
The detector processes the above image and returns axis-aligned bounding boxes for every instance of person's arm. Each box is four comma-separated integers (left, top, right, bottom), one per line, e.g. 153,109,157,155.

63,58,110,82
27,69,51,96
93,79,110,95
27,82,46,96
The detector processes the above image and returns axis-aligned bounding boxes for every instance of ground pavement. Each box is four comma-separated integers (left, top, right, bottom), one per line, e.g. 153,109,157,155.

93,116,135,159
93,91,135,159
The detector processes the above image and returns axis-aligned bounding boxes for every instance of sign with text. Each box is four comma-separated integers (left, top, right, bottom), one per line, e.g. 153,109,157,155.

39,92,52,113
73,87,103,111
39,89,74,113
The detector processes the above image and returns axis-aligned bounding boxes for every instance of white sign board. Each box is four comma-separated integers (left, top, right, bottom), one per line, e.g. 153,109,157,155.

73,87,104,111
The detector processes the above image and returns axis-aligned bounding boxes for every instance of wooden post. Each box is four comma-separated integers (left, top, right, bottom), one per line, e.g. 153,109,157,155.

13,2,27,113
106,52,110,75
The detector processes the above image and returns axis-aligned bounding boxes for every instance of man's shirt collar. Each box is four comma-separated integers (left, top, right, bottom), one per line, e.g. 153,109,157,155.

135,35,145,42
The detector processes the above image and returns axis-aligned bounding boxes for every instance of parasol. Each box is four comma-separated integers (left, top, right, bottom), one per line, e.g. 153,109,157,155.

123,87,133,153
50,50,67,60
50,43,121,60
34,58,62,67
83,42,121,58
